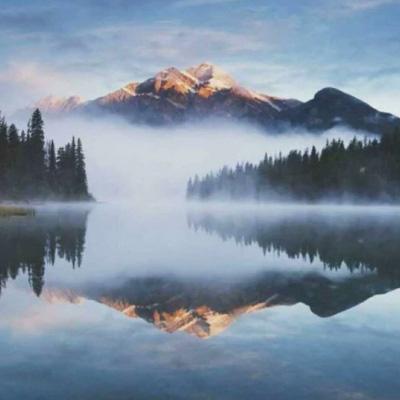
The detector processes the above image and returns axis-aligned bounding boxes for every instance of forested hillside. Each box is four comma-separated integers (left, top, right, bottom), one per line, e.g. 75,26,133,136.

0,109,92,201
187,129,400,202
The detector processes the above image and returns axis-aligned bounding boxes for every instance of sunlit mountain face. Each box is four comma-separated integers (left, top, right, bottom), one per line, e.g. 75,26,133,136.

2,205,400,339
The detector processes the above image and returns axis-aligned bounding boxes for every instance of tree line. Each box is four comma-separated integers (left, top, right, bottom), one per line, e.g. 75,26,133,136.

0,109,92,201
187,129,400,202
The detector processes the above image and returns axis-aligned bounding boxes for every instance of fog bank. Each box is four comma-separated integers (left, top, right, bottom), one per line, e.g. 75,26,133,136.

41,116,369,205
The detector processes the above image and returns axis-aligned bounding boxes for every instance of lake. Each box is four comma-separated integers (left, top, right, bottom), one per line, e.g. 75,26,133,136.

0,203,399,400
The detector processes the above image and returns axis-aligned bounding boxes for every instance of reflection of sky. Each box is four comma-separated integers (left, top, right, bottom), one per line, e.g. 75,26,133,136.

1,284,399,400
0,0,399,115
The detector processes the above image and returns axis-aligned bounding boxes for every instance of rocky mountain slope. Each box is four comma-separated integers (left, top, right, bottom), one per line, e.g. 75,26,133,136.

32,63,400,135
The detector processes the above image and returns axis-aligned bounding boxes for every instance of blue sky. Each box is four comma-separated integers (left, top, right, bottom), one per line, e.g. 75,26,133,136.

0,0,399,114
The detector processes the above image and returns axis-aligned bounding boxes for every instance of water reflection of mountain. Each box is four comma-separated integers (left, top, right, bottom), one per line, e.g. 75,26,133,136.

0,208,90,297
46,268,399,339
187,210,400,275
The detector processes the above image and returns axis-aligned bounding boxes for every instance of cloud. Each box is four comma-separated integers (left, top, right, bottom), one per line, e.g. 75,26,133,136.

0,62,69,92
317,0,400,17
0,9,56,34
342,0,399,11
173,0,243,7
72,21,268,66
0,62,105,114
0,63,73,114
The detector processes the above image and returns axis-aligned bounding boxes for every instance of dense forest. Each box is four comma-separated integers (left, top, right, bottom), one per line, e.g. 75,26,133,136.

187,129,400,202
0,109,92,201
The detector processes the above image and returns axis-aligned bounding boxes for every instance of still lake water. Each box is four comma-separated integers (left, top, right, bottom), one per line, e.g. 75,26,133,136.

0,203,400,400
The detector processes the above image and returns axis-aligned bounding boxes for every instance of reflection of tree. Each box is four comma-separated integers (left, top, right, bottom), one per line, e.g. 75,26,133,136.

0,209,89,297
188,211,400,276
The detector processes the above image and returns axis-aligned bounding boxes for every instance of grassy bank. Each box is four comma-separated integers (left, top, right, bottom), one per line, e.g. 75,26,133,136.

0,205,35,217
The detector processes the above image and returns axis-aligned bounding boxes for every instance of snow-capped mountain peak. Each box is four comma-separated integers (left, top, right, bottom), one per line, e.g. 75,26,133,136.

186,62,236,90
153,67,199,94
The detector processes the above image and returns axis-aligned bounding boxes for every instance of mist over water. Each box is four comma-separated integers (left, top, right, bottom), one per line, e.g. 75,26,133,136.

38,115,369,204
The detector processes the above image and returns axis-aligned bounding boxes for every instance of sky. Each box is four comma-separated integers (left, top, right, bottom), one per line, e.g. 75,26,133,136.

0,0,399,115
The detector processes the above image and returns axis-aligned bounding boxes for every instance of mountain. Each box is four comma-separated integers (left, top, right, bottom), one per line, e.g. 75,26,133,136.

81,63,300,125
31,63,400,135
279,87,400,135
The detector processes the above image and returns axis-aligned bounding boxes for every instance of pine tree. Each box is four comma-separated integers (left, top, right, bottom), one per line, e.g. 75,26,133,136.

7,124,20,197
0,116,8,194
8,124,19,162
29,109,46,193
56,146,67,198
75,138,88,198
47,140,57,195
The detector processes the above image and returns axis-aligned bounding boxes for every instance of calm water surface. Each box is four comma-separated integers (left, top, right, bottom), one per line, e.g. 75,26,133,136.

0,203,399,400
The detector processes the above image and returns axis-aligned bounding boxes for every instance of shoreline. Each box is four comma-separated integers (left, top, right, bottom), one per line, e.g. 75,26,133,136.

0,205,35,217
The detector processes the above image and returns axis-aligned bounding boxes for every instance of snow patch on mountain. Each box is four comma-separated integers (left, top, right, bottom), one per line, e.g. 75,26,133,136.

187,62,236,90
35,95,83,113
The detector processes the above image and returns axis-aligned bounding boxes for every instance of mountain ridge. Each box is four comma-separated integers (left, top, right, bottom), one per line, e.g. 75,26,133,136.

30,62,400,135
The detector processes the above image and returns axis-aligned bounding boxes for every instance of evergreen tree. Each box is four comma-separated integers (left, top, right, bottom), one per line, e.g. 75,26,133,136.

8,124,19,163
0,116,8,193
6,124,20,197
29,109,46,192
47,140,57,195
75,138,88,198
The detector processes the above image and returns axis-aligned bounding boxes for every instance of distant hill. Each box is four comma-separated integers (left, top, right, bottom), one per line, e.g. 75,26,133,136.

279,87,400,135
